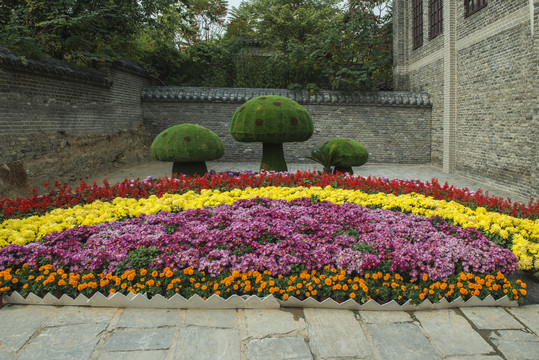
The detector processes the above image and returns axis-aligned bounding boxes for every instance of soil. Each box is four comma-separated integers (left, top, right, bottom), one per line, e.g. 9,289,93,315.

0,126,152,198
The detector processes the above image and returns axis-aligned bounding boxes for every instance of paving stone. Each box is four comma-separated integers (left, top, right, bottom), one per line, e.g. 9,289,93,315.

446,357,503,360
116,308,181,328
103,328,175,351
247,337,312,360
359,310,413,323
414,309,493,356
17,323,107,360
98,350,169,360
460,307,524,330
245,309,298,338
46,306,116,327
0,350,12,360
366,322,441,360
489,330,539,360
506,305,539,335
0,305,54,351
304,309,372,358
183,309,237,328
173,327,240,360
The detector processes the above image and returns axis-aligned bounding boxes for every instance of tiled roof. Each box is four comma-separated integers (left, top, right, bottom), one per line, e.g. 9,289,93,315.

0,46,149,85
141,86,432,106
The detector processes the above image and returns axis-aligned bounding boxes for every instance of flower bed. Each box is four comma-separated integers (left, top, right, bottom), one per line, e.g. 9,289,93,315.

0,172,537,306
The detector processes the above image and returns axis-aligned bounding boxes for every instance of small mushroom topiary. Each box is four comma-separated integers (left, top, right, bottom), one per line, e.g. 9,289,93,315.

150,123,224,176
230,95,313,172
320,138,368,174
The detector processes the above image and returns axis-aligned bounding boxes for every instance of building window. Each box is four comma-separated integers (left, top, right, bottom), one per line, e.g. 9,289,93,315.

465,0,487,17
413,0,423,49
430,0,443,39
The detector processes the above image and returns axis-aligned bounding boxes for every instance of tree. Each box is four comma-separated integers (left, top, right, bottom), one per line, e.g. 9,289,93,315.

0,0,194,66
225,0,392,90
225,4,257,39
185,0,229,44
226,0,342,51
291,0,392,90
182,41,234,86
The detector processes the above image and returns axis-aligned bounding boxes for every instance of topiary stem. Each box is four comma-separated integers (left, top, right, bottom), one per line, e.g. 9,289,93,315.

172,162,208,176
334,166,353,175
261,143,288,172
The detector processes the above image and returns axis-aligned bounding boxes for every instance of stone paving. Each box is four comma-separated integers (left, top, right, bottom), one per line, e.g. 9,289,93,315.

0,304,538,359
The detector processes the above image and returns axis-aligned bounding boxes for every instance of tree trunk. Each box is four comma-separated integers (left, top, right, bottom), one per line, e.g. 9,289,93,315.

261,143,287,172
172,162,208,176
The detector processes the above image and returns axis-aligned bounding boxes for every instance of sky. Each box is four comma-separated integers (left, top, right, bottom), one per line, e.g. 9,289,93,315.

225,1,389,17
227,0,245,11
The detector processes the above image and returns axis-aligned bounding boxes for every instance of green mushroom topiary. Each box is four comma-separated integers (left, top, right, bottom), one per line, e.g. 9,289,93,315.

230,95,313,172
150,123,224,176
320,138,368,175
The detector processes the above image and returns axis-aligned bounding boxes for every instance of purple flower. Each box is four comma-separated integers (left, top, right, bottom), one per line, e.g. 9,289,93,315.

0,198,518,280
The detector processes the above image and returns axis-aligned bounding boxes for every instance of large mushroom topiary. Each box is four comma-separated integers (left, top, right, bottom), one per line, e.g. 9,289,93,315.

150,123,224,176
230,95,313,172
320,138,368,175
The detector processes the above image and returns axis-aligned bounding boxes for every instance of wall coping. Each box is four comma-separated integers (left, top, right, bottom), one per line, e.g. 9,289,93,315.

0,46,150,86
141,86,432,106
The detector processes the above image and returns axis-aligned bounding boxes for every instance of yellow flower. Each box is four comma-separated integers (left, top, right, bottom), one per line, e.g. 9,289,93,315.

2,186,537,272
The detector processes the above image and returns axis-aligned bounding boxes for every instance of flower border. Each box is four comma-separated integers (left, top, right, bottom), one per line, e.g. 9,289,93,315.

2,186,538,274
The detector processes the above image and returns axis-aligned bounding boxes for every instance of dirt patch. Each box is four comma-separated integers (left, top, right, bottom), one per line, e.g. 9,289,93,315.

0,162,33,198
0,125,152,198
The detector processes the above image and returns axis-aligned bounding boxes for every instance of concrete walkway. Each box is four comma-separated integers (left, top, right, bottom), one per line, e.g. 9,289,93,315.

1,162,537,359
0,304,538,359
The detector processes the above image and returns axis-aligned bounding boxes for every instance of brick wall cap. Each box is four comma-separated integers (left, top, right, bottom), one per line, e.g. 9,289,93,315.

0,46,113,86
111,59,151,77
141,86,432,106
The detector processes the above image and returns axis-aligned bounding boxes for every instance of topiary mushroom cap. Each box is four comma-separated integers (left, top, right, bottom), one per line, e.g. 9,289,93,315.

320,138,368,167
151,124,224,162
230,95,313,143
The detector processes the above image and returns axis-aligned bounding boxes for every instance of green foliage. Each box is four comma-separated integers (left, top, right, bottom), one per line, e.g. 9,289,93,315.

351,242,376,254
0,0,392,91
126,247,160,269
183,41,234,87
151,123,225,162
0,0,194,68
241,0,342,51
230,95,313,143
307,147,344,174
138,43,188,85
163,223,179,234
221,0,393,90
187,0,229,43
230,95,313,172
320,138,369,167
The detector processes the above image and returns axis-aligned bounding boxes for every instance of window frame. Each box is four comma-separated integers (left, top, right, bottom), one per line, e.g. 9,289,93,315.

429,0,443,39
412,0,424,49
465,0,487,18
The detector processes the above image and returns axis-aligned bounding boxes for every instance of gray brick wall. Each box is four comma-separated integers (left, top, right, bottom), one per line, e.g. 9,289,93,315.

406,59,444,168
0,56,154,196
457,20,537,198
457,0,529,40
142,88,432,165
393,0,538,199
0,62,152,164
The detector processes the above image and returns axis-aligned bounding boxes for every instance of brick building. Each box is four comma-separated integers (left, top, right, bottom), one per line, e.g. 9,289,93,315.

393,0,538,199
